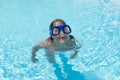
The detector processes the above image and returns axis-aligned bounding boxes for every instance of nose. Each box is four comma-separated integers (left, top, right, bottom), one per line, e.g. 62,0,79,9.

59,30,65,36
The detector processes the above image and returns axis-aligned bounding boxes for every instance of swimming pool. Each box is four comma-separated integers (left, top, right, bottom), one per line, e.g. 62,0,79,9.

0,0,120,80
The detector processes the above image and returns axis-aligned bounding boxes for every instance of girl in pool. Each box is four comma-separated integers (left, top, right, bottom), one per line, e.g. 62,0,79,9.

31,19,82,63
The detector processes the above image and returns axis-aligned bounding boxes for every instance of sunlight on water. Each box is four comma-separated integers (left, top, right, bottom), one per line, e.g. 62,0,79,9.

0,0,120,80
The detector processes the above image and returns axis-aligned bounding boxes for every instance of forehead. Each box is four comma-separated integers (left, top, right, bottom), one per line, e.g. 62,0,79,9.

53,21,64,26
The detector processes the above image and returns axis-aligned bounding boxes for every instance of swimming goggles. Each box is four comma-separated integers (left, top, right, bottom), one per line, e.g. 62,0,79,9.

50,24,71,36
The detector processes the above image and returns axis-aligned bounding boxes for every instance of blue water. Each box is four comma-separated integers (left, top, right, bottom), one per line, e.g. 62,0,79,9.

0,0,120,80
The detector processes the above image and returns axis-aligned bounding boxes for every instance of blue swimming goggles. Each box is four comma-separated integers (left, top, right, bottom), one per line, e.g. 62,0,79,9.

50,24,72,36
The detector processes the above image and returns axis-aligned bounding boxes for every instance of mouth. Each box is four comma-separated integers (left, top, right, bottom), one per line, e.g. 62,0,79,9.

59,37,66,40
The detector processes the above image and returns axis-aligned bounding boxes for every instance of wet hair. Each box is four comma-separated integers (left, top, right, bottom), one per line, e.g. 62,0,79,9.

49,19,66,31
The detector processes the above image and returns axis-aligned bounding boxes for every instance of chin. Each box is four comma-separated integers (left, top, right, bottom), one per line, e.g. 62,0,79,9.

59,41,65,43
59,39,66,43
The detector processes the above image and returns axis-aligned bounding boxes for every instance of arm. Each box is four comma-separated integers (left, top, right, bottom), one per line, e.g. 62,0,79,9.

70,50,79,59
70,39,82,59
31,40,52,63
31,45,41,63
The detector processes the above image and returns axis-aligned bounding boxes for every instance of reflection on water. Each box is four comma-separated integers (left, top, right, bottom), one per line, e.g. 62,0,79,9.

0,0,120,80
53,53,85,80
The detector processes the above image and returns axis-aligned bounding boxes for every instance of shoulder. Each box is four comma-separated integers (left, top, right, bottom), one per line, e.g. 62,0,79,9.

46,37,54,42
39,37,54,47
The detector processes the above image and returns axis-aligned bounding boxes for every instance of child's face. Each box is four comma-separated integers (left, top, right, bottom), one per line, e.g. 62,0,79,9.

52,21,69,43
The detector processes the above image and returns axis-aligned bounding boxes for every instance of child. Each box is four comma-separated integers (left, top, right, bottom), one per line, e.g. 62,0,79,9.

31,19,82,63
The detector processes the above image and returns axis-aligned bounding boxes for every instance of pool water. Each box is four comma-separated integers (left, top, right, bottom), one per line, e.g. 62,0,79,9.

0,0,120,80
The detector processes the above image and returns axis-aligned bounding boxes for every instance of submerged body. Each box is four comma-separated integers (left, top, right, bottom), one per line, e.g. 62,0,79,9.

44,35,76,52
31,19,82,63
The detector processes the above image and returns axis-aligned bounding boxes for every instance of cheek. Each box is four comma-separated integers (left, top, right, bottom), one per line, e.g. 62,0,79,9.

56,36,60,39
53,36,59,40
